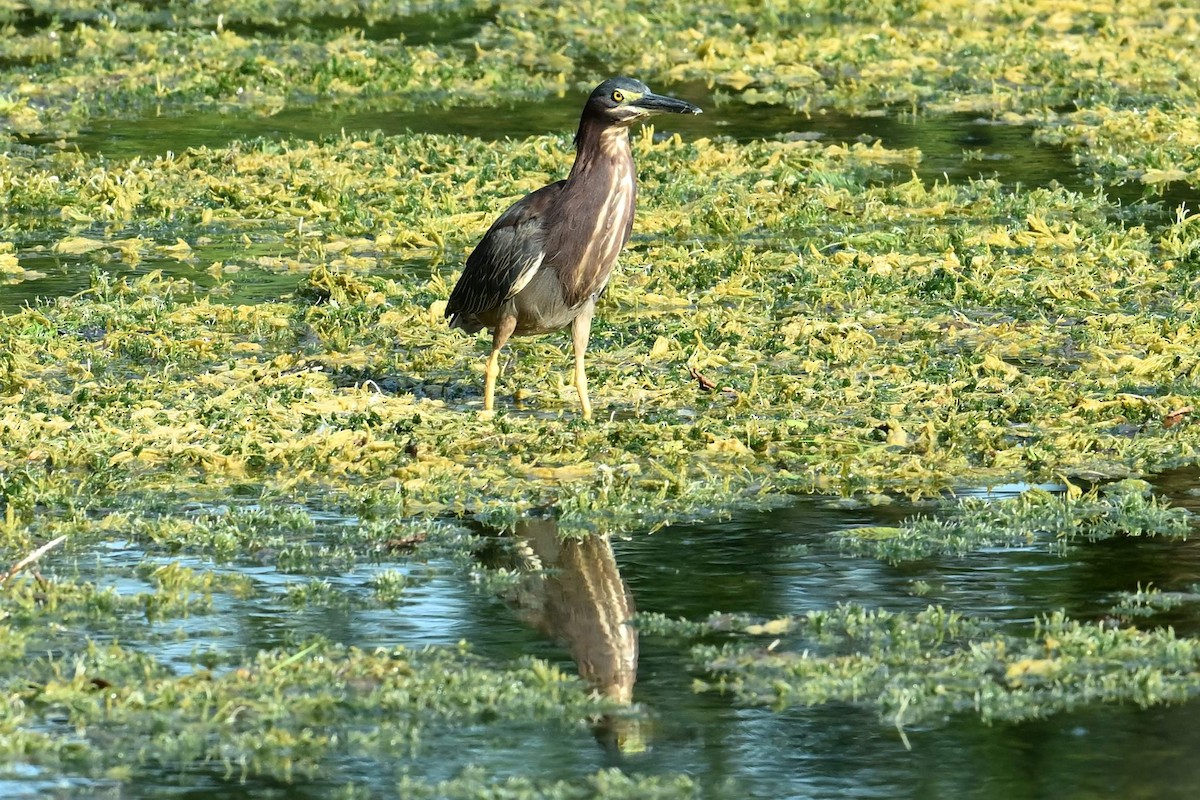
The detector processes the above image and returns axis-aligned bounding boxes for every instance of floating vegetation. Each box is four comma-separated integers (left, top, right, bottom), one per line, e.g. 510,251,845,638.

836,479,1194,562
3,131,1200,528
0,0,1195,201
688,604,1200,729
1035,109,1200,192
395,767,704,800
1109,583,1200,621
0,638,620,785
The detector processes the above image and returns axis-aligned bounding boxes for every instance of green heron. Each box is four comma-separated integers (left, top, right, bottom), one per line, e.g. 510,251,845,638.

445,77,702,418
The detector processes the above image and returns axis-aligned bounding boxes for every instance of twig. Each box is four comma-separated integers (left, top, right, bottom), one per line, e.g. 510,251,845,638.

269,641,323,672
0,535,67,584
894,693,913,752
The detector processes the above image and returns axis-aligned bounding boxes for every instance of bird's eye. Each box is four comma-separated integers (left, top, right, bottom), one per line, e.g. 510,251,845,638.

611,90,624,103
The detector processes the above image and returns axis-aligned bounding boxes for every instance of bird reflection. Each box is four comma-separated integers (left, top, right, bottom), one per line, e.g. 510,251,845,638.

498,513,643,753
507,514,637,702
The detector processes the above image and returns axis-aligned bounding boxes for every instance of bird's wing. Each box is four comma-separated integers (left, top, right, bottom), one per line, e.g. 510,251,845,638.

446,181,565,319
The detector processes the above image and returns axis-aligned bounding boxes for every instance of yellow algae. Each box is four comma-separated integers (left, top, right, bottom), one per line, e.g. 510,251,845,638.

745,618,792,636
0,2,1196,527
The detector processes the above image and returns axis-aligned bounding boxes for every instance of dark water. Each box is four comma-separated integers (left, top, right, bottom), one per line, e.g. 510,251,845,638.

49,92,1089,198
13,475,1199,798
50,82,1194,212
608,487,1200,799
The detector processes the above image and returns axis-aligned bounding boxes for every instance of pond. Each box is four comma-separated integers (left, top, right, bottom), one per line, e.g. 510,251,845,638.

7,473,1199,798
2,50,1200,800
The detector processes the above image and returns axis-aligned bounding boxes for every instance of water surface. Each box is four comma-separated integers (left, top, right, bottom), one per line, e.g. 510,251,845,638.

19,480,1200,798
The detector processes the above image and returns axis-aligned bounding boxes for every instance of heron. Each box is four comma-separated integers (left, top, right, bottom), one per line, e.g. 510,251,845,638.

445,77,701,418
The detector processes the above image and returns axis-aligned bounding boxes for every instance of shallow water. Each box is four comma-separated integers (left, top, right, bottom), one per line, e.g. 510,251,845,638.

14,475,1200,798
61,95,1082,196
53,83,1193,215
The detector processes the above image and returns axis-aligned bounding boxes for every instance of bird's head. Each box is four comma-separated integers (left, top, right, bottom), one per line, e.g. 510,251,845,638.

584,77,702,127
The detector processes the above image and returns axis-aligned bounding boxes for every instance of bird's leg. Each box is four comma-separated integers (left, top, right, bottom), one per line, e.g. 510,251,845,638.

571,302,595,420
484,315,517,413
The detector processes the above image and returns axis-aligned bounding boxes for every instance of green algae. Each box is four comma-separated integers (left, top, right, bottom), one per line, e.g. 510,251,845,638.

629,481,1200,738
1035,108,1200,191
1,0,1197,204
395,768,704,800
472,0,1200,191
835,479,1193,563
1,638,618,783
0,2,533,140
3,131,1200,520
10,0,491,30
0,502,706,795
1109,583,1200,622
684,604,1200,728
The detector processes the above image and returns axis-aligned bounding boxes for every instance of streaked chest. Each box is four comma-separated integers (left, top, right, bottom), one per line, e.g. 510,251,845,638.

566,149,636,296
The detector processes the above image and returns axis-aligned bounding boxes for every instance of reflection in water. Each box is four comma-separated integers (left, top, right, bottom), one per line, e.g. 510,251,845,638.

506,514,638,703
500,513,643,753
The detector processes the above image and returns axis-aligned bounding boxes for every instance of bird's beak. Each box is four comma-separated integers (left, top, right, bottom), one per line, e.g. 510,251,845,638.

631,92,703,115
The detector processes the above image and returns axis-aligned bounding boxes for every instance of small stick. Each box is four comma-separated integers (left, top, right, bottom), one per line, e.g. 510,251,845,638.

0,535,67,584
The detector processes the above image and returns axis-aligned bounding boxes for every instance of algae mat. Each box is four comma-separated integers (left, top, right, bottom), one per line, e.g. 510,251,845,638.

3,131,1199,517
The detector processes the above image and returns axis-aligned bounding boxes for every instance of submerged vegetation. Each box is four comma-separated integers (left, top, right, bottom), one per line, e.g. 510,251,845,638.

1,0,1200,796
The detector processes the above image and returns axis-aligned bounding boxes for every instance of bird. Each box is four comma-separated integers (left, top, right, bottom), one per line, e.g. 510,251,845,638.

445,77,702,419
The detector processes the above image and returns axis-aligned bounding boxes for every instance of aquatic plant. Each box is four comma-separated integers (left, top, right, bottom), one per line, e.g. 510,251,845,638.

690,604,1200,730
2,0,1200,794
836,480,1194,562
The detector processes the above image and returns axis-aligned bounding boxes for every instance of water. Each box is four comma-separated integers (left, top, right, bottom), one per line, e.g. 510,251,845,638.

15,478,1199,798
52,94,1085,196
615,482,1200,799
47,81,1192,214
462,496,1200,799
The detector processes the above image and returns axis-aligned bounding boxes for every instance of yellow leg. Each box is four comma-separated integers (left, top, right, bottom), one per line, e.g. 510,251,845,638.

571,304,595,420
484,316,517,413
483,351,501,413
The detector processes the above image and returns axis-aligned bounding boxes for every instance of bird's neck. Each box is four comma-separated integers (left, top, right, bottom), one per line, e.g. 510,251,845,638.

569,117,633,182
